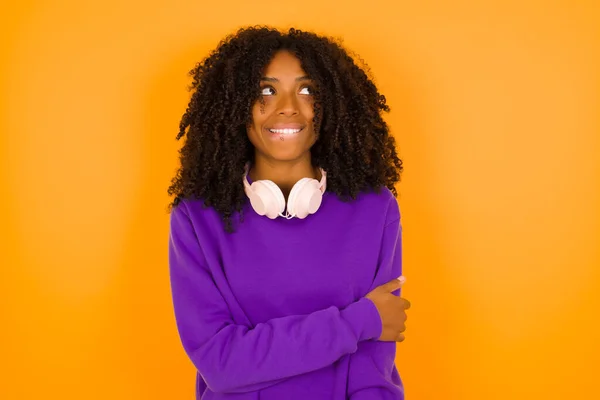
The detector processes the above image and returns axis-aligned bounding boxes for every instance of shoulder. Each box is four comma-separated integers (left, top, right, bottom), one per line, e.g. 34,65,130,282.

354,186,400,224
170,197,223,228
382,187,400,224
326,185,399,228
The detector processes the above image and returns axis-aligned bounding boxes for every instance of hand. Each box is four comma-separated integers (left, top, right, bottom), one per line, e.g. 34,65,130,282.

365,276,411,342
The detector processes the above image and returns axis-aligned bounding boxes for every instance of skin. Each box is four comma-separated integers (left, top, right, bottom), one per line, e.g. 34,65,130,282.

246,50,321,200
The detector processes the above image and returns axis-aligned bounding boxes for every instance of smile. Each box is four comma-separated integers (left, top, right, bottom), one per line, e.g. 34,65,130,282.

268,128,303,134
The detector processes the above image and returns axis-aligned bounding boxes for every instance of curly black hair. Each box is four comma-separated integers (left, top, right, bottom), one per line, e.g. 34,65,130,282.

167,26,403,233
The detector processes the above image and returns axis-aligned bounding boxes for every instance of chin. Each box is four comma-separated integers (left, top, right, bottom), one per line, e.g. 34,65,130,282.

264,148,310,162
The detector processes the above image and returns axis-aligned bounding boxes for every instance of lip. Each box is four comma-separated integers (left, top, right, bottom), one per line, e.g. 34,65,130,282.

266,123,305,130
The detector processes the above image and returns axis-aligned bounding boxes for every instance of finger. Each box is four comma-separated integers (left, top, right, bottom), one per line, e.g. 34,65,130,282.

401,298,411,309
396,333,405,342
381,276,405,293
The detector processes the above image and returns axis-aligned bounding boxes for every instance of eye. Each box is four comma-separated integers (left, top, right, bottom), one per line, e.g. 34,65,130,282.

260,86,275,96
299,86,313,95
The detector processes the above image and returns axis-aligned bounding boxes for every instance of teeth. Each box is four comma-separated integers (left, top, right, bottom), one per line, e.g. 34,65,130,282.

269,128,301,134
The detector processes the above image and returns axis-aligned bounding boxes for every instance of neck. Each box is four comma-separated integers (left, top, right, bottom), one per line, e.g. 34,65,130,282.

249,156,321,200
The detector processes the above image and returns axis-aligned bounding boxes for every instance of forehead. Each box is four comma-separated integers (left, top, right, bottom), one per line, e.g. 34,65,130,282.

263,50,307,77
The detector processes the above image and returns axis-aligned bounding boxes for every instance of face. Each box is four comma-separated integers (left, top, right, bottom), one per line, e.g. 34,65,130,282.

247,50,318,162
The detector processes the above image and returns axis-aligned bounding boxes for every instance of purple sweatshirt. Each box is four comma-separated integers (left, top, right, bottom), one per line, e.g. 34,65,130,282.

168,185,404,400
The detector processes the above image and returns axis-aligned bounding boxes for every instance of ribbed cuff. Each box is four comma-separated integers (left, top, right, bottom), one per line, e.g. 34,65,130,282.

340,297,383,342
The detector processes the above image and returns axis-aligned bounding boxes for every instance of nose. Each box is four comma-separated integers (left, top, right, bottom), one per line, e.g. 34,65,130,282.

276,92,299,116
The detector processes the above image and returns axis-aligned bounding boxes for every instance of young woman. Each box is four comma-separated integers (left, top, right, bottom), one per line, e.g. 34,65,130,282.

167,26,411,400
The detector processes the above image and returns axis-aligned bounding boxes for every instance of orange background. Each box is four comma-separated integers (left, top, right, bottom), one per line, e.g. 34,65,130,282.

1,1,599,399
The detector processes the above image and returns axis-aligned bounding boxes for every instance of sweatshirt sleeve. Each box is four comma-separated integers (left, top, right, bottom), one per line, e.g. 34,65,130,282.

348,199,405,399
168,203,383,394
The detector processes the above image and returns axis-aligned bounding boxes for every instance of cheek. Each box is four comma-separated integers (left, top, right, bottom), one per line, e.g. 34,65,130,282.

302,101,316,124
248,111,262,134
250,100,272,126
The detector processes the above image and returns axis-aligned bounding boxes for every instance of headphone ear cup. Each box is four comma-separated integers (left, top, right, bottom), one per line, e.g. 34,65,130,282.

288,178,323,219
250,180,286,219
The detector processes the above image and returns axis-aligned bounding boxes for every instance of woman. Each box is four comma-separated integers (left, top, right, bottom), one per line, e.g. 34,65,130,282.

167,26,411,400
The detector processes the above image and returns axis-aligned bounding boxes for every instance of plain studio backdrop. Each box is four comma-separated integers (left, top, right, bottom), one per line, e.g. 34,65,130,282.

1,1,599,399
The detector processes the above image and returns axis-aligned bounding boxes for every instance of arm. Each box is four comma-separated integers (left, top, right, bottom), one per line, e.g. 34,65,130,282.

168,203,383,394
348,202,405,399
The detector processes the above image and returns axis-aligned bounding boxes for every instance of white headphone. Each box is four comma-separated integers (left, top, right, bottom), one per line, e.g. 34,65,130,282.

243,163,327,219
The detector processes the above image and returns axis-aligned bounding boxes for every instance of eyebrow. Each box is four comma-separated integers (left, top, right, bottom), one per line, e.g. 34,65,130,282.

260,75,312,82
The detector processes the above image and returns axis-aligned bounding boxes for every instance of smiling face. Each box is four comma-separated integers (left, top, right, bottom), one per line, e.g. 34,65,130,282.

246,50,318,163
